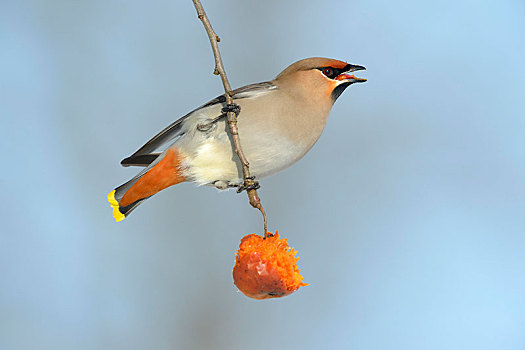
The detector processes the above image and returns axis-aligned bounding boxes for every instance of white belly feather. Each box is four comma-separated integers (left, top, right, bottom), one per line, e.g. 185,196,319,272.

179,124,301,187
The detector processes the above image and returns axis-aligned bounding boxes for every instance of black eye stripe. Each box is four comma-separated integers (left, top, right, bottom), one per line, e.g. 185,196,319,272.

317,67,341,79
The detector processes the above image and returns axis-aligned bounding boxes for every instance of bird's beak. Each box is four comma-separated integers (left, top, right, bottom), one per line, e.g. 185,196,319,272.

336,64,367,84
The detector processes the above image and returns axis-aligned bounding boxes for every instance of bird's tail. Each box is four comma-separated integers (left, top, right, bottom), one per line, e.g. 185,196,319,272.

107,148,186,222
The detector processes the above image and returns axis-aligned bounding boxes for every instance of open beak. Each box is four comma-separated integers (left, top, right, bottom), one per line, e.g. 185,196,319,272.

336,64,367,83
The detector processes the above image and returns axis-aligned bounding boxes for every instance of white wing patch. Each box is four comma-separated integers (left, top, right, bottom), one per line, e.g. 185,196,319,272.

233,84,277,100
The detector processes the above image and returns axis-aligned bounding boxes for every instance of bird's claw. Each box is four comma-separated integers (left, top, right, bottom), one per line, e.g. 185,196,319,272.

221,103,241,116
236,180,260,193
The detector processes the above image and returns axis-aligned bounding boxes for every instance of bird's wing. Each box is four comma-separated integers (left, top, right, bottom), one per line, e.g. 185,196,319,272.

120,82,277,167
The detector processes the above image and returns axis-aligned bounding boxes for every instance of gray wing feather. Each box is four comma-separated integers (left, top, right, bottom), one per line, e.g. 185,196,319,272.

120,81,277,167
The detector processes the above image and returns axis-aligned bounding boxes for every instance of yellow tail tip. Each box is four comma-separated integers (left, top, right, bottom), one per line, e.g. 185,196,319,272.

107,190,125,222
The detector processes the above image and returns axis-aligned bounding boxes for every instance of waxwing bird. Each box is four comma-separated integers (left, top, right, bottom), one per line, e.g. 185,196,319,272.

107,57,366,221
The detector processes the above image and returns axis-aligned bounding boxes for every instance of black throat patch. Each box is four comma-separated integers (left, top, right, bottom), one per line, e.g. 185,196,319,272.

331,82,351,102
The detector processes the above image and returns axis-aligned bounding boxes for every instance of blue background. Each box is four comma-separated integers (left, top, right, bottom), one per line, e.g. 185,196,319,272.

1,0,524,349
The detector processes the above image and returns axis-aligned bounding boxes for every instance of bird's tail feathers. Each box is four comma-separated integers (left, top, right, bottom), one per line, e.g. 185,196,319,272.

107,148,186,222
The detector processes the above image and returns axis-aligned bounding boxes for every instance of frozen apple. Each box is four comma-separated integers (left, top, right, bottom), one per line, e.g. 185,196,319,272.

233,232,308,299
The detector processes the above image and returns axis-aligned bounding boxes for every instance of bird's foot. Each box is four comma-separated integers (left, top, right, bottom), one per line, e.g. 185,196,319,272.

235,176,260,193
221,103,241,116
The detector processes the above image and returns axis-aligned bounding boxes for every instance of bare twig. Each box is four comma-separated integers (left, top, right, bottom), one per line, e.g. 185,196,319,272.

191,0,268,235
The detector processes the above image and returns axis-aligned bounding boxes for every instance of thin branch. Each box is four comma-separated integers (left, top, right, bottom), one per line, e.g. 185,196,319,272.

191,0,268,235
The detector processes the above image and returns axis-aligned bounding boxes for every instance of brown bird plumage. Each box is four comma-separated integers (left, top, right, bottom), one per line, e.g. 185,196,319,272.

108,57,366,221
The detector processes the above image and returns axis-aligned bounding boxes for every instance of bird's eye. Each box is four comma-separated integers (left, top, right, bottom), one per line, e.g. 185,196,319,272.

322,67,334,77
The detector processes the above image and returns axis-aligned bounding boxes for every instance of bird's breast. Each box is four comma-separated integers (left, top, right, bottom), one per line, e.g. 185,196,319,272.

177,90,330,186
